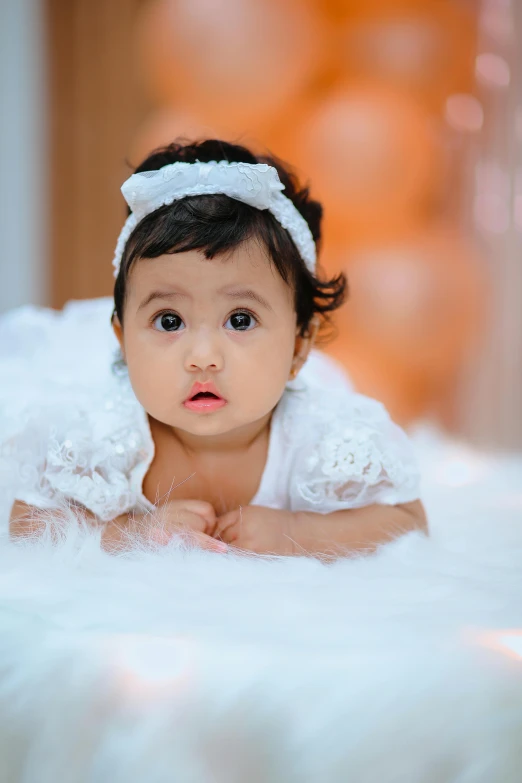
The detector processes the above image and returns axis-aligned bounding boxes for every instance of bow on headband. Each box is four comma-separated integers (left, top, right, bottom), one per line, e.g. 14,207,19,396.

112,160,317,276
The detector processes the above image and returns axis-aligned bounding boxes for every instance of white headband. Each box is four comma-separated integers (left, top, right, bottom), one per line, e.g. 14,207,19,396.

112,160,317,277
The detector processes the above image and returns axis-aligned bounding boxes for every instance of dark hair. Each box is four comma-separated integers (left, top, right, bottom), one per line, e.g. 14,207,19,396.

113,139,347,339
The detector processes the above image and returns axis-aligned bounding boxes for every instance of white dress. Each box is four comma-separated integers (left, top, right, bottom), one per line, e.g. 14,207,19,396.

0,299,420,521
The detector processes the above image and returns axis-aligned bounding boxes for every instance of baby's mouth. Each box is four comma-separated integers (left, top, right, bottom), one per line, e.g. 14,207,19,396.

190,391,220,402
184,383,227,412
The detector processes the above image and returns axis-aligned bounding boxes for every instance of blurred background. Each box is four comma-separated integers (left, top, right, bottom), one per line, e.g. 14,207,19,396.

1,0,521,449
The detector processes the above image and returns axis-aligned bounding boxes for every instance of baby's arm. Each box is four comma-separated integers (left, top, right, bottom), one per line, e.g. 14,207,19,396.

9,499,227,553
10,500,47,538
214,501,427,558
292,500,427,558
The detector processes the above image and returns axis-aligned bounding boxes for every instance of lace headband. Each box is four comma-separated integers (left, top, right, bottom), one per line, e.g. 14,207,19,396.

112,160,317,276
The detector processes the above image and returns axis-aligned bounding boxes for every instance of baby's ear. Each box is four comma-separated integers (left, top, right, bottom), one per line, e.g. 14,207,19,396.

112,315,125,356
291,316,320,379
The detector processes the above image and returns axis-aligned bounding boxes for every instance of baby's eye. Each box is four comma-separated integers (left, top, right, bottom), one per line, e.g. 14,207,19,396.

153,312,185,332
224,311,257,331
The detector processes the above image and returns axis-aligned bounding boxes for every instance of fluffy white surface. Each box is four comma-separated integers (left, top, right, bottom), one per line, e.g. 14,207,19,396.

0,430,521,782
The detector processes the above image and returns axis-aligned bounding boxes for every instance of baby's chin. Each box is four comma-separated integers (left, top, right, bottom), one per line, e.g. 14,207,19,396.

151,408,255,437
151,401,278,442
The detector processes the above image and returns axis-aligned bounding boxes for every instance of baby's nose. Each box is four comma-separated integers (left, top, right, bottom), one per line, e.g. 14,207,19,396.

184,331,224,372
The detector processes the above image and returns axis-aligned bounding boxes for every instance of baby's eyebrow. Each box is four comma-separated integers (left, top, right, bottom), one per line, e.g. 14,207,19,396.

138,290,189,311
220,287,273,311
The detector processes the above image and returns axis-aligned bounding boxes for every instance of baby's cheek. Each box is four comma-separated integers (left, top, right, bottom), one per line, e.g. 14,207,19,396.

236,356,289,416
256,331,294,370
263,346,294,390
127,355,174,413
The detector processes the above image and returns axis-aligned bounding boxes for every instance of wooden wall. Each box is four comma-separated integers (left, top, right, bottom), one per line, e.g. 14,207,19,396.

46,0,147,308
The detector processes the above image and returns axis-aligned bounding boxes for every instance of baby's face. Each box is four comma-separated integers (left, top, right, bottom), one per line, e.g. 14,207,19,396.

115,240,300,438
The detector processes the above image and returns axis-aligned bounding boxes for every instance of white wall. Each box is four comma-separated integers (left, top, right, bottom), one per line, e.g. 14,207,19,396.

0,0,48,313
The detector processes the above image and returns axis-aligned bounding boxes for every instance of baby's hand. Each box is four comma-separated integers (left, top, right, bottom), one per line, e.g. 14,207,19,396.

102,499,227,554
213,506,299,555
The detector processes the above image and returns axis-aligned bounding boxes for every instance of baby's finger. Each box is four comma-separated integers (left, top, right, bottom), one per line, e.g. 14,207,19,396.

216,524,241,545
185,500,217,531
166,500,216,532
139,527,228,553
186,531,228,553
212,508,241,538
214,511,241,544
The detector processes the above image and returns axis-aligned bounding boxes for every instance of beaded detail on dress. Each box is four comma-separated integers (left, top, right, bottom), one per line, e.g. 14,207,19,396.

1,374,153,522
275,387,420,512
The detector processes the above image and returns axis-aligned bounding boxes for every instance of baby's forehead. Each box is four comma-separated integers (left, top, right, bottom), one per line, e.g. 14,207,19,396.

127,245,292,306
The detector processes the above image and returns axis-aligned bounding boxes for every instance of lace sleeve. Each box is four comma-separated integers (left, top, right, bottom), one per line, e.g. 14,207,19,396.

1,409,65,515
289,394,421,513
1,389,152,523
0,300,154,523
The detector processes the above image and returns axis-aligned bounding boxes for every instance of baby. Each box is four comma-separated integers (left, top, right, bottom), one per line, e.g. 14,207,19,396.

9,139,426,555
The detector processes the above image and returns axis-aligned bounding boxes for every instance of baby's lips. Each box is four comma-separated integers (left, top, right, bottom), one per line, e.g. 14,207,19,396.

186,380,224,401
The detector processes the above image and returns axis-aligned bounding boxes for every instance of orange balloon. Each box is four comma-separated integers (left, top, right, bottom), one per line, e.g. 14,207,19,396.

258,95,320,173
340,2,476,111
325,343,432,423
137,0,326,131
324,226,488,419
127,108,271,167
293,84,442,238
128,109,218,166
318,0,431,22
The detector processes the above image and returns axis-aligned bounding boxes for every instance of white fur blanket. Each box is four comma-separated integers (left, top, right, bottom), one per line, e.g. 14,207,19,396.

0,429,521,783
